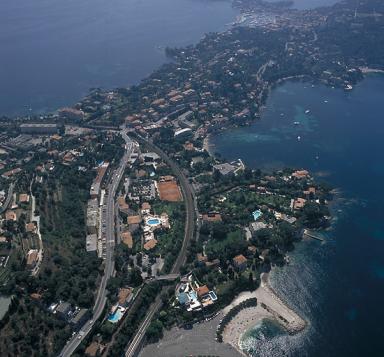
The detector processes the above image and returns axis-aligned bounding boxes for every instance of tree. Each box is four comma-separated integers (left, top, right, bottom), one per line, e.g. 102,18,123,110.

146,319,164,342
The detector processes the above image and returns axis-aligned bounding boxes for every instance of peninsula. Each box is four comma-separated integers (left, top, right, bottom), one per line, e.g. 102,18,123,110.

0,0,383,356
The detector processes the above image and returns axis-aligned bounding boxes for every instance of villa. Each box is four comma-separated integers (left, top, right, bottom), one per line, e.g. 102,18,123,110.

18,193,30,204
292,198,307,210
143,238,158,251
176,275,218,312
142,212,170,246
292,170,309,179
233,254,248,272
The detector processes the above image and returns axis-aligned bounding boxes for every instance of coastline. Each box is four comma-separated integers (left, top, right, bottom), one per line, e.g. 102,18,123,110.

203,133,215,156
222,272,306,356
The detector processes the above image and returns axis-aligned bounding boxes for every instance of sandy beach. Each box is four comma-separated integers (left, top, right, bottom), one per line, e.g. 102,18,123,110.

222,273,306,355
140,273,306,357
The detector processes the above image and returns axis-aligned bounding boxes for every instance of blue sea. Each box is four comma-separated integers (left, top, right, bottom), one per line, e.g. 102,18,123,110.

0,0,237,116
0,0,339,117
210,75,384,356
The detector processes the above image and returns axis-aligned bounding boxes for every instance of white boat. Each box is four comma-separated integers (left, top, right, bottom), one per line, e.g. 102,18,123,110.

293,121,300,125
305,109,310,114
297,136,301,141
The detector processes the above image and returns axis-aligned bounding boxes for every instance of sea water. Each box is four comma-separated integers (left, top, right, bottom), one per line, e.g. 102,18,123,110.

211,75,384,356
0,0,237,116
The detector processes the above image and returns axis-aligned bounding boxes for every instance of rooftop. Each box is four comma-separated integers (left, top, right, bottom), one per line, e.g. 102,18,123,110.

233,254,248,266
143,238,158,251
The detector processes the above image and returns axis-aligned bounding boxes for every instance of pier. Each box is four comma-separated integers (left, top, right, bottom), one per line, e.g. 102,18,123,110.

303,229,324,242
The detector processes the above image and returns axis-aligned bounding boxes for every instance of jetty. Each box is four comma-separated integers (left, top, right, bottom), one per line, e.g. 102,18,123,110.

303,229,324,242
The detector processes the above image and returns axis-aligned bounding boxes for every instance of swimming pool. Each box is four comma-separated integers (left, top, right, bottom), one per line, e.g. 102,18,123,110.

188,291,198,301
209,291,218,301
108,308,123,323
147,218,160,226
252,210,262,221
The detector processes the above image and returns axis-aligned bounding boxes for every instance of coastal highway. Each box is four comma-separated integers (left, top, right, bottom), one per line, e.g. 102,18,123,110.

124,135,197,357
59,132,134,357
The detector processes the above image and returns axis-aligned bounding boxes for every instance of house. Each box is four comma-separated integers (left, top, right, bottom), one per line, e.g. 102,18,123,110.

18,193,30,204
141,202,151,215
118,288,132,307
143,238,157,251
25,222,36,233
202,213,222,222
196,285,210,298
121,231,133,248
55,302,72,320
292,170,309,179
293,198,307,210
250,221,268,233
233,254,248,272
213,163,236,176
5,210,17,221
